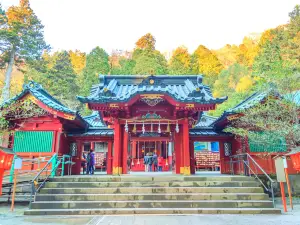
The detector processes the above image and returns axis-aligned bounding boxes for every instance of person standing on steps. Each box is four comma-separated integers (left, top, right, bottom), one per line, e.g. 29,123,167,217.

148,152,153,172
153,152,158,172
158,155,163,172
144,153,149,172
87,149,95,175
81,151,87,175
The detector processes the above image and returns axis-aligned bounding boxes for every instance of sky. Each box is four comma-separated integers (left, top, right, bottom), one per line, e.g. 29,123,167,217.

2,0,300,54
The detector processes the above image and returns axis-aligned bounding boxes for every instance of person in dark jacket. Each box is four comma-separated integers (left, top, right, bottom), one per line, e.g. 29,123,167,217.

87,149,95,175
148,152,153,172
81,152,87,175
153,153,158,172
144,153,149,172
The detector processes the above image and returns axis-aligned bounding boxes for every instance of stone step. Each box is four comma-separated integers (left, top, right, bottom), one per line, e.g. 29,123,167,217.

40,186,264,194
50,176,256,183
44,181,260,188
30,200,274,209
24,207,282,215
35,193,269,201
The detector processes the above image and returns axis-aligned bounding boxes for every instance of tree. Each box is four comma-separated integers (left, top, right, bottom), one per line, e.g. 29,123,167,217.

80,47,109,96
288,5,300,37
213,63,251,97
225,73,300,152
132,33,168,75
168,46,192,75
133,50,168,75
236,37,259,67
111,58,135,75
69,50,86,75
214,44,240,68
192,45,224,86
0,1,48,102
135,33,156,50
25,51,78,108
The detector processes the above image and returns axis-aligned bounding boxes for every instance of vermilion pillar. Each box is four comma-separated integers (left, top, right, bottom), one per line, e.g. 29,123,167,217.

132,141,137,159
174,131,182,174
107,141,113,175
122,129,129,174
219,141,225,174
183,118,191,175
189,140,195,174
113,120,122,175
90,142,95,150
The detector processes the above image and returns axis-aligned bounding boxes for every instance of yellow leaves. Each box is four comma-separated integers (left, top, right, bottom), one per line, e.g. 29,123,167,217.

135,33,156,50
236,76,253,93
170,46,191,68
69,50,86,75
6,1,32,26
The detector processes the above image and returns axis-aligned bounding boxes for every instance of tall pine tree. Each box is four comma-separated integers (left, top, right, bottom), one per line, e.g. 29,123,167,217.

80,47,110,96
0,1,48,101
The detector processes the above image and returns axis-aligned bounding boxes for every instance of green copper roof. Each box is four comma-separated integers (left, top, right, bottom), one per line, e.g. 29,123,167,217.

194,113,218,128
284,90,300,106
83,111,107,127
1,81,76,115
225,92,268,114
77,75,227,104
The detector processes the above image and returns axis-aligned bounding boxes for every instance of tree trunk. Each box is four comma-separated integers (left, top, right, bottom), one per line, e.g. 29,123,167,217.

1,49,15,102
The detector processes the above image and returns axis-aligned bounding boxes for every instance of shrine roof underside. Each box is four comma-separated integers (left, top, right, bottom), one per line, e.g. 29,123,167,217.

77,75,227,104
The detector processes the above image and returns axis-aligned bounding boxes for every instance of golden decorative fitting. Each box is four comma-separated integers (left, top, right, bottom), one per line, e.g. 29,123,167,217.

166,122,170,133
149,79,154,84
63,114,75,120
109,104,119,108
196,87,200,91
132,123,137,133
185,104,194,108
103,88,108,92
140,94,164,99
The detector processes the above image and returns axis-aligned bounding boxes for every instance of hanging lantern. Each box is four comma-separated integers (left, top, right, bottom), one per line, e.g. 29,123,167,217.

125,120,128,132
158,121,161,133
142,121,145,134
151,122,153,132
131,159,134,166
165,159,169,166
132,122,137,133
137,159,140,165
175,121,179,133
166,121,170,133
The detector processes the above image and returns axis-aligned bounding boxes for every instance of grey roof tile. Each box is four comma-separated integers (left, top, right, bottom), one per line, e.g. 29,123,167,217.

77,75,227,104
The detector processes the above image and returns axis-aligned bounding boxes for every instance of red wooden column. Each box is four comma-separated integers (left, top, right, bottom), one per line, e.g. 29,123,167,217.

107,141,113,175
113,119,122,175
189,140,195,174
90,142,95,150
122,129,129,174
73,140,83,175
174,131,182,174
183,118,191,175
219,141,226,174
132,141,137,159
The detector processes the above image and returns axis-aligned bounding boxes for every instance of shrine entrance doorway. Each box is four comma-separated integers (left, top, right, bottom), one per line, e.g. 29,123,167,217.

128,137,173,173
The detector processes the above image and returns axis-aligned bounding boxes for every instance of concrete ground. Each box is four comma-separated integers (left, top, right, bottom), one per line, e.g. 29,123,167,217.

0,198,299,225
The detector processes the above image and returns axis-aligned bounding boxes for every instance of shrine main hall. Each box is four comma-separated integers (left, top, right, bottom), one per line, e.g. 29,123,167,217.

3,75,295,176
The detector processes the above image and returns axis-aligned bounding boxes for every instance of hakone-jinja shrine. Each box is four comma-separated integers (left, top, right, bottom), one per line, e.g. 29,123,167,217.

0,75,298,176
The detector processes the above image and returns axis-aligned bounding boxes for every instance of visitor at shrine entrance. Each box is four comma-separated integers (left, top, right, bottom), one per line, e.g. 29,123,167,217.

129,141,172,172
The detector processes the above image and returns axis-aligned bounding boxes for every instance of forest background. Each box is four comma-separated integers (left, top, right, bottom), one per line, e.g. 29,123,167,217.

0,1,299,116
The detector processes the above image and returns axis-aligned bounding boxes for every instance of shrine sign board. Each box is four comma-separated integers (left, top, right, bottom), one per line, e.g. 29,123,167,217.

275,157,286,182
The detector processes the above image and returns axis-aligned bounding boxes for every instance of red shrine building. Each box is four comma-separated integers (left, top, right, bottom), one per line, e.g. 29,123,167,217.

1,75,298,175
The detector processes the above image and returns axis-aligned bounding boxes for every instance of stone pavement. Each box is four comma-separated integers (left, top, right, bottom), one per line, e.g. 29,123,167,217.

0,199,299,225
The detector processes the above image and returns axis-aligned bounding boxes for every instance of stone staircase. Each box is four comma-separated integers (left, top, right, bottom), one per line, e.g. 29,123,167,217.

24,175,281,215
